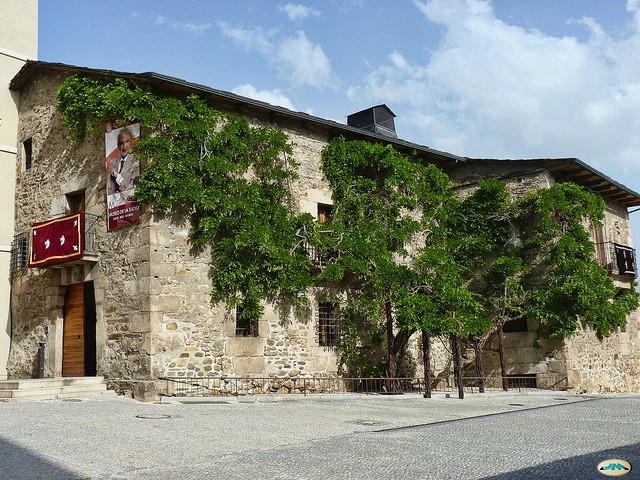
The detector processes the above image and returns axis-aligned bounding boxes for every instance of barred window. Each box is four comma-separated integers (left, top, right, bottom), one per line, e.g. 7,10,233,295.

318,302,339,346
10,233,28,273
235,306,258,337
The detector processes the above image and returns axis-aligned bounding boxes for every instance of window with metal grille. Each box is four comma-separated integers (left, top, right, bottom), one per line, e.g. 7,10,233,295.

318,302,339,346
235,306,258,337
507,374,537,389
10,233,28,273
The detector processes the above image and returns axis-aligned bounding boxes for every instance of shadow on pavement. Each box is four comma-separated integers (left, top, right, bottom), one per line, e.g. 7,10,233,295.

482,442,639,480
0,435,81,480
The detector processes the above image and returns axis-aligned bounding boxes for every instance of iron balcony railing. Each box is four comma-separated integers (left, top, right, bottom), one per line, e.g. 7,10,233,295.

595,242,637,277
10,212,100,274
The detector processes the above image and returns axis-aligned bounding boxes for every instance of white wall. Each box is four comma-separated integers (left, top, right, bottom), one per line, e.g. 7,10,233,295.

0,0,38,379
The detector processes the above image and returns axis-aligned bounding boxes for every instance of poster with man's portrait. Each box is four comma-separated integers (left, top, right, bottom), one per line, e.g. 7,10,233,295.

105,121,141,231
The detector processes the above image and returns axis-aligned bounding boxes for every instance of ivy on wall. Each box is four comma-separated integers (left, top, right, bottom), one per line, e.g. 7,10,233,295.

56,74,639,383
57,75,315,320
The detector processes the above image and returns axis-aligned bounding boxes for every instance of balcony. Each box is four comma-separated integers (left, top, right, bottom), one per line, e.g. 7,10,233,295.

304,241,339,267
595,241,637,278
11,212,100,277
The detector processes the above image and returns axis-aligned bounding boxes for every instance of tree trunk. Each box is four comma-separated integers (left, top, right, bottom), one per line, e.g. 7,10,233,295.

497,322,508,391
473,338,485,394
452,334,464,400
421,331,432,398
385,300,401,394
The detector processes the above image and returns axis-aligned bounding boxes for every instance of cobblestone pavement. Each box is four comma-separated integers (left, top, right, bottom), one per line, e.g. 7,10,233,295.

0,391,637,479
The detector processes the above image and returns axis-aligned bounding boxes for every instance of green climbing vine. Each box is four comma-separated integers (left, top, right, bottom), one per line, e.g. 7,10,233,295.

56,74,639,382
57,75,315,320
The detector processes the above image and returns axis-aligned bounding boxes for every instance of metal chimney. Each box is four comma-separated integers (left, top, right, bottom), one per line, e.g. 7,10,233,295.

346,104,397,138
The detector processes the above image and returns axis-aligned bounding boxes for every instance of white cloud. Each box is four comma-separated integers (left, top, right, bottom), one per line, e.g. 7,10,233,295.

154,15,211,35
348,0,640,185
219,24,335,89
217,22,274,54
232,84,296,111
278,4,321,22
275,31,336,88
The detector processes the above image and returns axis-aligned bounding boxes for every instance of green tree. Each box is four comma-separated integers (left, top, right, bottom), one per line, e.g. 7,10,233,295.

448,179,526,391
519,183,639,338
319,137,468,391
57,75,316,320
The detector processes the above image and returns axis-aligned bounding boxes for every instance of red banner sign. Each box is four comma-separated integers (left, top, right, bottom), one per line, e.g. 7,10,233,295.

28,212,84,268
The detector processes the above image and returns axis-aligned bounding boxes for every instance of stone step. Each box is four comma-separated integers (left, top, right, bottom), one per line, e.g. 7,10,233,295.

0,386,111,399
0,377,114,401
0,376,106,390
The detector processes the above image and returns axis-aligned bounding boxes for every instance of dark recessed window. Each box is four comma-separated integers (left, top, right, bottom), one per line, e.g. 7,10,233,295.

66,191,86,213
235,306,258,337
23,138,32,170
317,203,333,224
503,317,528,333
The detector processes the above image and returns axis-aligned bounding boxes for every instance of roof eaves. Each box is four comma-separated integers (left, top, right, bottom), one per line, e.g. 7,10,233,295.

10,61,464,165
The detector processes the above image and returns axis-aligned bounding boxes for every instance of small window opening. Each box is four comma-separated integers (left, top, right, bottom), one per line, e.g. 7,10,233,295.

23,138,32,171
235,306,258,337
317,203,333,224
66,191,86,213
503,317,528,333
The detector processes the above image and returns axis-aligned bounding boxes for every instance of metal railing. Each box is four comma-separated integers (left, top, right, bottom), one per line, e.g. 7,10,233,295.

159,375,567,398
84,212,99,252
11,212,100,273
596,241,637,277
303,241,339,266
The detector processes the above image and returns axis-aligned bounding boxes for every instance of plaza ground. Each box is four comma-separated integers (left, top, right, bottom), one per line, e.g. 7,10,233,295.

0,390,637,479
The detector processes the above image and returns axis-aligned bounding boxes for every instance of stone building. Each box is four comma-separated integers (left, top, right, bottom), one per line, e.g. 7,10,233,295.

7,61,640,399
449,159,640,392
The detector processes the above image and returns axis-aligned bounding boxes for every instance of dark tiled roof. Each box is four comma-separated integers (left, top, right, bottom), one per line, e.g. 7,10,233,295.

465,157,640,208
10,61,462,167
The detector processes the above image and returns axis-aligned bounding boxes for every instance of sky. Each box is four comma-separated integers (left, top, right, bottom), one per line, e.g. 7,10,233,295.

39,0,640,247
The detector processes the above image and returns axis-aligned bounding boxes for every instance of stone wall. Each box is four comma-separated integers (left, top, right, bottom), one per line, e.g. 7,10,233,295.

9,67,640,398
9,70,345,394
10,70,154,382
564,310,640,393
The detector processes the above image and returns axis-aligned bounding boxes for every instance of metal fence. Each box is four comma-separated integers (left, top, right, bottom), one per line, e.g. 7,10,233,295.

160,375,567,398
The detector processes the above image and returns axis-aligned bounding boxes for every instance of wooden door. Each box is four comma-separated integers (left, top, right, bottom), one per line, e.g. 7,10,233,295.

63,283,85,377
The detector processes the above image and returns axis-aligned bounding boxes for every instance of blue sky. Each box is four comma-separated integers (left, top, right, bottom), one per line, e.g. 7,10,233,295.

39,0,640,245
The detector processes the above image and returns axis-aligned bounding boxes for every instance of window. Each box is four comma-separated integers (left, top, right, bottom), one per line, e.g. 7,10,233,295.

318,302,339,346
66,191,85,213
503,317,528,333
10,233,28,273
317,203,333,224
614,244,637,276
235,306,258,337
23,138,32,170
592,223,607,268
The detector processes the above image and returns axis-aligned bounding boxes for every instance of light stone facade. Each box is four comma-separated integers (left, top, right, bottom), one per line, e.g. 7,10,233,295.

7,63,640,399
450,160,640,392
